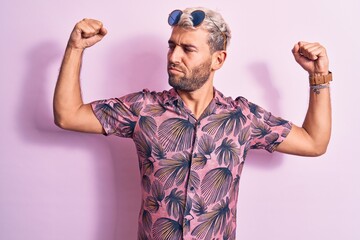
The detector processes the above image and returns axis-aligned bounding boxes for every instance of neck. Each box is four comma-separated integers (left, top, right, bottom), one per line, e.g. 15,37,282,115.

176,79,214,119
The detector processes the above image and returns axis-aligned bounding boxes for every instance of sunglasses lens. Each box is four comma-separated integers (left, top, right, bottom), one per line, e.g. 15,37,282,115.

191,10,205,26
168,10,182,26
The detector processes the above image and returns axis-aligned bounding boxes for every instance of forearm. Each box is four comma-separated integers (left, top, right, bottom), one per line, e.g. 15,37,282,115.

53,47,85,127
301,86,332,154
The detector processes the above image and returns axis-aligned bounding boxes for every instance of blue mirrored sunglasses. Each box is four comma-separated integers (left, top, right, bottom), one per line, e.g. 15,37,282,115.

168,9,206,26
167,9,227,50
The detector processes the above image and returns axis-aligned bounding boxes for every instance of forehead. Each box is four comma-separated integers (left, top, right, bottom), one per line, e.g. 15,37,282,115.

169,26,209,47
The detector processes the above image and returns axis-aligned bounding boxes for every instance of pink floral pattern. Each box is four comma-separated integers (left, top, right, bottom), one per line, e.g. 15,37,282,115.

91,88,292,240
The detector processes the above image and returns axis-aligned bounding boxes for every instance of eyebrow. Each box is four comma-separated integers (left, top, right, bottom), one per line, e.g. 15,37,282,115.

168,40,198,50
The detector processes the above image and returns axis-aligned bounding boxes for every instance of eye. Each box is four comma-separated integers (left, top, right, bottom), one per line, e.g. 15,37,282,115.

168,43,175,51
184,47,195,53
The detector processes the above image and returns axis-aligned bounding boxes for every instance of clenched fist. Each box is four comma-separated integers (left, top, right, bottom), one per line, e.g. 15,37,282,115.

292,41,329,76
68,18,107,50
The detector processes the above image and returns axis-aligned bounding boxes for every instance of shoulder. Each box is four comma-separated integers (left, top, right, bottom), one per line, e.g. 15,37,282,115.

140,88,178,104
214,88,252,110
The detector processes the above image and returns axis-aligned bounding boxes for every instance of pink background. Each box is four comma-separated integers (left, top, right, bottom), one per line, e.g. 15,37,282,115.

1,0,359,239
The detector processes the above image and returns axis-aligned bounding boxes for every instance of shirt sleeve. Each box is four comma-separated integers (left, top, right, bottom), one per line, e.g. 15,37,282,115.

90,90,146,138
246,101,293,153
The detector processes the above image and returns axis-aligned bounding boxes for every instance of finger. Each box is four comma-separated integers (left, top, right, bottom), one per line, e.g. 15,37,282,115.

292,42,306,63
305,46,324,60
77,19,104,38
298,42,325,61
99,26,108,36
307,44,327,58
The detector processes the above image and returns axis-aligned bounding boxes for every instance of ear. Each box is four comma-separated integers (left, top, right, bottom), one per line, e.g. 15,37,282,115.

211,50,227,71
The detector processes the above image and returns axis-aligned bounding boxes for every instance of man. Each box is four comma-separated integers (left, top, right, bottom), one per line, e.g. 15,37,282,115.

54,7,331,240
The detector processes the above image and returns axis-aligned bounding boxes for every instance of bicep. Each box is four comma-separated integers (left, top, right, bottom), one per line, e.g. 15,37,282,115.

57,103,105,134
275,124,319,156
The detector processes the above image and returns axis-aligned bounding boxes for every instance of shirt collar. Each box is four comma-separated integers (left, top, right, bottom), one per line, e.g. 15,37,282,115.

164,87,231,108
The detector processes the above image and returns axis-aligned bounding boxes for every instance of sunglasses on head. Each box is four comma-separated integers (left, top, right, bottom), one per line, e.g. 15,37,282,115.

168,9,227,50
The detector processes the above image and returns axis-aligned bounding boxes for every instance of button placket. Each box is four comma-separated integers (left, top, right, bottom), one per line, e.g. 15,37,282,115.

182,119,201,236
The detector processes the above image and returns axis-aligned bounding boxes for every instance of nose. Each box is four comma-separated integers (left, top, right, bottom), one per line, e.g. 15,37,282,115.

168,45,183,64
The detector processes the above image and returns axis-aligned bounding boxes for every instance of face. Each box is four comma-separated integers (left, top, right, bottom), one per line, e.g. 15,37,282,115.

167,26,213,92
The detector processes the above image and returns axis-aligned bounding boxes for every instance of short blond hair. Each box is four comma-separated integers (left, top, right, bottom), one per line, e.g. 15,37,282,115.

176,7,231,52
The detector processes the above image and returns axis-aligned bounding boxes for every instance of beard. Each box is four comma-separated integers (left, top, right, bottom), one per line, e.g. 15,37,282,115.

168,59,212,92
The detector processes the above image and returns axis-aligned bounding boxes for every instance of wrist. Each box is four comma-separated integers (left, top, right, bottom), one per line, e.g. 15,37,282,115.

66,46,84,53
309,71,332,86
310,71,329,77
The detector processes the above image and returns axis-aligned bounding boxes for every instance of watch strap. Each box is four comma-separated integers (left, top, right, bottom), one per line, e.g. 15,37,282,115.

309,71,332,86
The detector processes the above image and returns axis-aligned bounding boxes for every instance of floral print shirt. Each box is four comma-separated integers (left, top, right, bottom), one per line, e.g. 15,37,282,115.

91,88,292,240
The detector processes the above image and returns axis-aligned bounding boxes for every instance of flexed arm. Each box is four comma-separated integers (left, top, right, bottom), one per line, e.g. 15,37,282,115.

53,19,107,133
276,42,332,156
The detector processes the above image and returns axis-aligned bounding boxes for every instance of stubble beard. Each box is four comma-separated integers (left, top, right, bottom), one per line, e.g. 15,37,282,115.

168,60,212,92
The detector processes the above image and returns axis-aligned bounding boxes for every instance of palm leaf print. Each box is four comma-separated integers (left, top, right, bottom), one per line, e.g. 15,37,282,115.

202,109,247,141
223,224,236,240
198,135,216,157
281,127,291,138
189,170,200,191
192,153,208,170
249,102,264,118
243,141,251,159
238,125,250,146
264,111,290,127
201,168,233,205
230,174,240,202
139,116,157,137
94,101,118,128
200,101,217,118
144,104,166,117
138,226,148,240
135,133,152,159
124,91,144,103
117,116,136,137
145,180,163,212
251,117,271,139
265,132,279,146
185,197,193,216
215,138,240,169
112,101,132,116
234,96,249,109
143,158,154,176
151,180,165,202
183,197,193,235
154,152,191,190
142,209,153,233
251,142,266,150
165,188,185,218
193,135,215,171
130,102,142,116
231,207,236,222
183,219,191,236
134,133,154,175
191,197,230,240
111,100,140,118
152,218,183,240
192,194,207,216
145,196,160,213
152,141,167,160
158,118,194,152
142,174,151,193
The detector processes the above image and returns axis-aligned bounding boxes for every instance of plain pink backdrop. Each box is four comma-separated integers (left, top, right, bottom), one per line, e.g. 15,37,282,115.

1,0,359,239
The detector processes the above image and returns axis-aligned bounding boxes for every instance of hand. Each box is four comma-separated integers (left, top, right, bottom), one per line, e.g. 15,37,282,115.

292,41,329,76
68,18,107,50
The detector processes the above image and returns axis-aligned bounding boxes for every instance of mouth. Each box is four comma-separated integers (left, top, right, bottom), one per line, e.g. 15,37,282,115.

168,66,183,74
